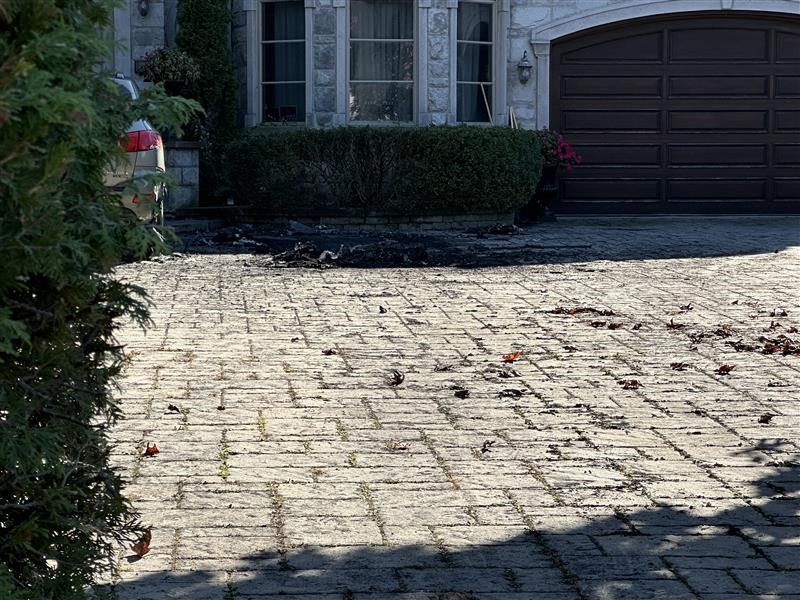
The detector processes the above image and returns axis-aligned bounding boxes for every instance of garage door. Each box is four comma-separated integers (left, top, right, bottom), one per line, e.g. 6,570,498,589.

550,12,800,214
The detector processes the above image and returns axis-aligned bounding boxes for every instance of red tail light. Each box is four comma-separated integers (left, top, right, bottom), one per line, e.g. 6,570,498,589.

123,130,161,153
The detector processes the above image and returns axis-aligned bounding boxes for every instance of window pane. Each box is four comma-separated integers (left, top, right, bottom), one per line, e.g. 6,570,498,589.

262,83,306,122
457,43,492,82
263,41,305,82
457,2,492,42
457,83,492,122
350,41,413,81
351,0,413,39
350,82,413,121
263,1,305,41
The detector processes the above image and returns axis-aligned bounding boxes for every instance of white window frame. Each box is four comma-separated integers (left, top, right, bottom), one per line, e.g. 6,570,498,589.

257,0,312,125
346,0,419,125
454,0,498,125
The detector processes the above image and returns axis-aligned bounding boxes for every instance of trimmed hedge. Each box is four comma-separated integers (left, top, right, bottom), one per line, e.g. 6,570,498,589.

222,126,544,215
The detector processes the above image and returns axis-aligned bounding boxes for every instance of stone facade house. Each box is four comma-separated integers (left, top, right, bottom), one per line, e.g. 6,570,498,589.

112,0,800,214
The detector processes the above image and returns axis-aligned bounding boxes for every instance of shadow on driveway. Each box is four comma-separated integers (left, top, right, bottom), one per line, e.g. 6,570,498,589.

110,444,799,599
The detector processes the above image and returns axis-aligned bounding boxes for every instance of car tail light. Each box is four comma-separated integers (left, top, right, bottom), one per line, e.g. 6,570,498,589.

123,130,161,152
131,191,156,204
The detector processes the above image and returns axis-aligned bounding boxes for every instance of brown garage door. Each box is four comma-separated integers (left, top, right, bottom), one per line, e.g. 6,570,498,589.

550,12,800,214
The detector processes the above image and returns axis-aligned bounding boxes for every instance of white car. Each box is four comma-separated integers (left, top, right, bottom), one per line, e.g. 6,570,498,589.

106,74,167,225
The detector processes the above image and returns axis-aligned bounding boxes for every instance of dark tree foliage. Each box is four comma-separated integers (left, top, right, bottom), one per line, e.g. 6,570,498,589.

0,1,196,598
176,0,238,200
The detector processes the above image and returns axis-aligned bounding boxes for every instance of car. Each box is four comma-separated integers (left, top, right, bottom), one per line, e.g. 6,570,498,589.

106,74,167,225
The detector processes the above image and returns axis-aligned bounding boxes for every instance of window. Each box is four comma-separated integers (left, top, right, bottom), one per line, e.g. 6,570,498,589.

457,1,493,123
261,1,305,123
349,0,414,122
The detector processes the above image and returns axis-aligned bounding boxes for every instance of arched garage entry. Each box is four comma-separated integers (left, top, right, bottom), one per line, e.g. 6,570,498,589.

548,12,800,214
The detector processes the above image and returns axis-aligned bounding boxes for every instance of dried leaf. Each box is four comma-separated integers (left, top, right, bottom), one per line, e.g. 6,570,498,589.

758,414,774,424
143,443,159,457
216,405,225,411
454,389,470,399
632,323,643,331
618,379,642,390
379,305,388,314
679,303,694,312
770,308,789,317
166,404,180,413
549,307,614,316
388,370,405,386
590,321,606,328
788,326,799,334
667,318,685,330
434,363,454,372
689,332,709,344
131,529,152,558
322,348,338,355
726,339,757,352
481,440,496,454
608,322,624,330
715,323,733,337
499,389,523,398
502,351,523,363
497,367,520,378
433,592,479,600
731,300,739,305
670,362,691,371
386,439,410,452
761,335,800,356
715,364,735,375
765,321,782,331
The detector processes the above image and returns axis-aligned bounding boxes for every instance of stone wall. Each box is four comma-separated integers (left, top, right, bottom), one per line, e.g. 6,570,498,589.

129,0,166,75
165,141,201,211
117,0,800,128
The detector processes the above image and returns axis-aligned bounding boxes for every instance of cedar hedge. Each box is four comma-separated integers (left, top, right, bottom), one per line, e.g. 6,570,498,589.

0,1,197,597
222,126,545,215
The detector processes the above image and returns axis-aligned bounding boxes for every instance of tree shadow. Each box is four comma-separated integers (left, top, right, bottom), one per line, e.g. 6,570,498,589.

109,443,799,599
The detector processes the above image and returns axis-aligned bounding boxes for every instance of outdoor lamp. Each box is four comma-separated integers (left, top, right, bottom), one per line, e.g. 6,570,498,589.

517,51,533,84
139,0,149,16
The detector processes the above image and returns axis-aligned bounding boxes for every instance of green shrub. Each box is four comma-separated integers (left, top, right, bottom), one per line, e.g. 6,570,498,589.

136,47,200,84
223,126,544,215
0,1,197,598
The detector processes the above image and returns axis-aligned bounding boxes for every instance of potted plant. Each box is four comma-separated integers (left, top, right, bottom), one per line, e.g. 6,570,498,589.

136,47,200,96
526,129,581,221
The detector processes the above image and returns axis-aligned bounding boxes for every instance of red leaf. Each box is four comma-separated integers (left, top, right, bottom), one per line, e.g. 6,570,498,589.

143,443,159,457
502,351,523,363
715,364,735,375
617,379,642,390
131,528,152,557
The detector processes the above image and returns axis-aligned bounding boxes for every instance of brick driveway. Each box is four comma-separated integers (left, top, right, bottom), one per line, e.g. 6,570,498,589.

109,218,800,600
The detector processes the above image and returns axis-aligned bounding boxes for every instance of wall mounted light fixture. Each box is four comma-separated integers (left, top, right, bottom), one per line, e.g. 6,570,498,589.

139,0,149,16
517,50,533,84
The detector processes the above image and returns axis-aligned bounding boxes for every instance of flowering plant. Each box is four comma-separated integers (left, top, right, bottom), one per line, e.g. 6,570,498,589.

137,48,200,83
537,129,581,170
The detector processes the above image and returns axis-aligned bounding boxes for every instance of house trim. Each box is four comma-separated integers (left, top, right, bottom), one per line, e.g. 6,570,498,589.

529,0,800,129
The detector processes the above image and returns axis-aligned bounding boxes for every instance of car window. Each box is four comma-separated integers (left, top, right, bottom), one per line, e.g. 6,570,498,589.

112,78,139,100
